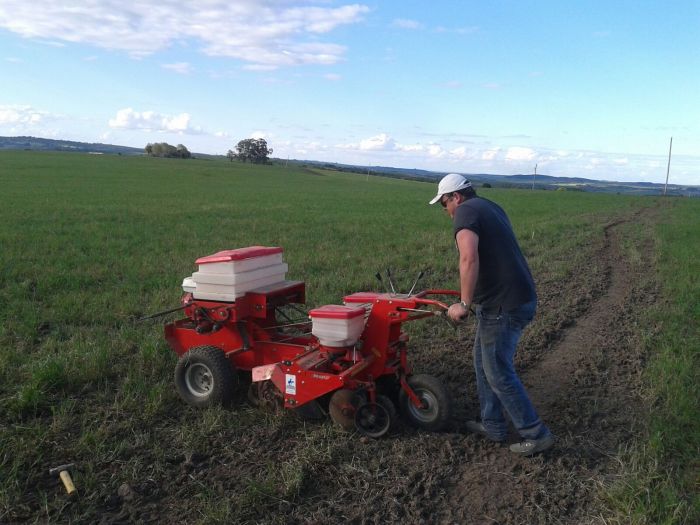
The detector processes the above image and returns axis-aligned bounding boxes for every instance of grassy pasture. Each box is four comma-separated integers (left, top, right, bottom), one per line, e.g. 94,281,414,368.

0,151,697,523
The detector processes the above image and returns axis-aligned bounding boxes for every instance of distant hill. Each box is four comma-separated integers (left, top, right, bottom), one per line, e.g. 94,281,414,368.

0,136,144,155
286,159,699,197
1,136,697,197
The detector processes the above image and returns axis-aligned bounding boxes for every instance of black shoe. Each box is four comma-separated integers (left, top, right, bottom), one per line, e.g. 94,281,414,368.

463,420,506,443
509,434,555,456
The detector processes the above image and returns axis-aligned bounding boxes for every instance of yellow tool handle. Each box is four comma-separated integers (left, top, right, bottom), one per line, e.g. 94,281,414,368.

59,470,77,496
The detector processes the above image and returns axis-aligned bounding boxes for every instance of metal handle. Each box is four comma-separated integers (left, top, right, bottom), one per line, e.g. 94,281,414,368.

386,268,397,294
407,270,424,296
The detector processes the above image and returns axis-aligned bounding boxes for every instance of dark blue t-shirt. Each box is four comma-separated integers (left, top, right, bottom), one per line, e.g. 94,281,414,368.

453,197,536,310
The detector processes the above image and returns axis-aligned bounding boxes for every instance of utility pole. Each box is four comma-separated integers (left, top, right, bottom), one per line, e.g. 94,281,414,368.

664,137,672,196
532,163,537,190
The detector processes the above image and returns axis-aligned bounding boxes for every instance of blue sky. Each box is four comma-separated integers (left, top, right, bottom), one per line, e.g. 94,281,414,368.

1,1,698,184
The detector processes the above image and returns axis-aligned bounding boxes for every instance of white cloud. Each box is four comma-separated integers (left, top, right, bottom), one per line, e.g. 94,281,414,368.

0,104,48,125
250,131,267,139
295,141,329,155
324,73,342,81
275,135,699,185
360,133,396,151
505,147,536,162
449,146,471,159
397,144,424,152
108,108,201,134
434,25,479,35
0,1,369,69
162,113,192,132
306,141,327,151
392,18,423,30
337,133,419,153
481,148,500,161
333,134,467,162
427,144,445,158
162,62,192,75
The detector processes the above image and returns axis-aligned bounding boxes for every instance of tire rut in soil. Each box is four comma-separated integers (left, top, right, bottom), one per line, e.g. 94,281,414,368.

441,208,657,525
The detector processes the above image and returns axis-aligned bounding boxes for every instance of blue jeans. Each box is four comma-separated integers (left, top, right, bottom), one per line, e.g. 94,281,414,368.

473,300,550,441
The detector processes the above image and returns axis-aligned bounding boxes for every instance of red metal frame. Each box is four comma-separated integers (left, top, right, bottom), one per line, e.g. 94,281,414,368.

164,283,457,410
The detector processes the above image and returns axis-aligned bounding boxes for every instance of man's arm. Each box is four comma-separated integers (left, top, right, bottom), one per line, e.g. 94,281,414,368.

456,228,479,304
448,228,479,321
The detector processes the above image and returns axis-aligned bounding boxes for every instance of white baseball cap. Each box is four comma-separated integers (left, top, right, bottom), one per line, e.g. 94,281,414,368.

428,173,472,204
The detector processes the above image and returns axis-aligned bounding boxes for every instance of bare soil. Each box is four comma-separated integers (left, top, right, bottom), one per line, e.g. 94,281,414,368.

21,208,657,525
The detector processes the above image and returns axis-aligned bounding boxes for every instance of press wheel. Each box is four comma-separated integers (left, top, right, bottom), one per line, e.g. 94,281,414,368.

354,395,396,438
398,374,451,431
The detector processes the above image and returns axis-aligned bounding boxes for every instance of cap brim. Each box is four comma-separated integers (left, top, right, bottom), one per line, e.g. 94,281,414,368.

429,194,442,205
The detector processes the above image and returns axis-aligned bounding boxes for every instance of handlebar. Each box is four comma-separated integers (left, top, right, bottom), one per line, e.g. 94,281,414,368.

413,289,460,311
414,289,460,300
412,290,473,326
388,290,465,329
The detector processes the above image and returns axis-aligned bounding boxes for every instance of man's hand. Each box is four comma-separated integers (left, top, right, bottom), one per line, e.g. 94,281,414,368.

448,302,469,322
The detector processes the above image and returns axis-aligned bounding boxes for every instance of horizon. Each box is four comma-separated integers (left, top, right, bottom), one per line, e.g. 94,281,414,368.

1,1,698,185
6,134,698,190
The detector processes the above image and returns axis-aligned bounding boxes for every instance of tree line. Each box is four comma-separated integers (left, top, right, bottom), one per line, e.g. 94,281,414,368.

142,138,273,164
145,143,191,158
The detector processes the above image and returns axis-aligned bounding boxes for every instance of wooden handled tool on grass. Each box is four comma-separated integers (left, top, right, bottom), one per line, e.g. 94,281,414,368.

49,463,77,497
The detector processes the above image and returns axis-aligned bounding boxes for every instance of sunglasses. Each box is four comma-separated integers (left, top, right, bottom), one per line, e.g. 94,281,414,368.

440,193,453,208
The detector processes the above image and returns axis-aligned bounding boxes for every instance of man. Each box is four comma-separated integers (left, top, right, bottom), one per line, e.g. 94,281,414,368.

429,173,553,456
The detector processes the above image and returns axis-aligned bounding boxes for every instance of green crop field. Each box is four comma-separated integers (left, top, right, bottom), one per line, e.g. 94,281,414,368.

0,151,697,524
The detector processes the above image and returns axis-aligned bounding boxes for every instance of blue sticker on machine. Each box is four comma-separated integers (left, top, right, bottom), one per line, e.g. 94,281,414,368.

285,374,296,395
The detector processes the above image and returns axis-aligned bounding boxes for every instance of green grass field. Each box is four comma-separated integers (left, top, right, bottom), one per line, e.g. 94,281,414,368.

0,151,697,523
602,198,700,524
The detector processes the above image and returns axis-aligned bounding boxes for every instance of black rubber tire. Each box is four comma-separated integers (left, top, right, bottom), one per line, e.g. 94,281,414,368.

174,346,237,407
376,394,397,433
354,394,396,438
398,374,451,432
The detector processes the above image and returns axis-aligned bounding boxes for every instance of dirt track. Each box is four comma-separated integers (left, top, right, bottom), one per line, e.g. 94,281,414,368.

439,213,653,524
62,209,655,525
